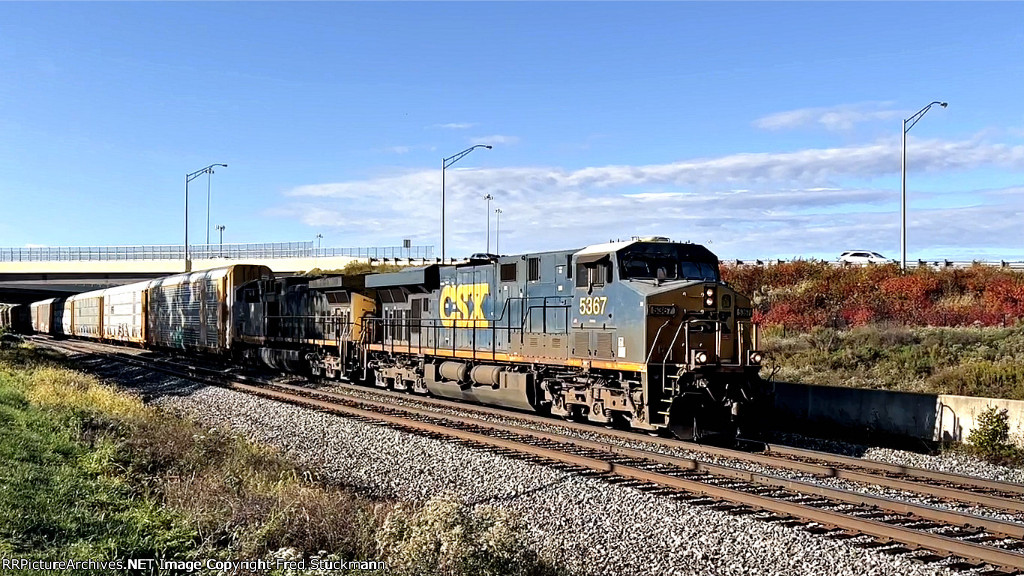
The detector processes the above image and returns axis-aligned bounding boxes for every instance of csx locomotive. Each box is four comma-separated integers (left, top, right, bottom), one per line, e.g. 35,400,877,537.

17,237,765,440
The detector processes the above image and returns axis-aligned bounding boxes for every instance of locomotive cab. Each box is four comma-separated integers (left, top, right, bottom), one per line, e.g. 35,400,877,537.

571,238,764,441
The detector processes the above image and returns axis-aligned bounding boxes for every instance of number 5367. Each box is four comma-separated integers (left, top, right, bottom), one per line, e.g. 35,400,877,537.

579,296,608,315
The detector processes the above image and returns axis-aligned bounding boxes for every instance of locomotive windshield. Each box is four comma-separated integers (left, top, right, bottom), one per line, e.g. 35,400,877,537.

617,243,719,282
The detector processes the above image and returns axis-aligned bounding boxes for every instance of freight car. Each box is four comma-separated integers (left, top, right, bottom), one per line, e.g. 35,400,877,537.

27,265,272,353
0,303,31,333
238,237,766,440
30,297,66,335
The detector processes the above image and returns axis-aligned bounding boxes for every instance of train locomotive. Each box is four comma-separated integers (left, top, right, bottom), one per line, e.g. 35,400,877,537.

237,237,766,440
11,237,765,440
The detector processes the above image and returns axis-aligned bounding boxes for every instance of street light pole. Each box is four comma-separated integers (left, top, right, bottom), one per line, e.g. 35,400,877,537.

441,144,492,262
206,172,212,246
494,208,502,255
901,101,947,271
185,163,227,272
315,233,323,269
484,194,493,253
216,225,225,257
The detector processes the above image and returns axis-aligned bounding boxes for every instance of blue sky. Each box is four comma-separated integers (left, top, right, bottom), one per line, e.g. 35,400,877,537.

1,2,1022,261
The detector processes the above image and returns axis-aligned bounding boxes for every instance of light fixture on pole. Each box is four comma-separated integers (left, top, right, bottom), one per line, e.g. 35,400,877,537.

901,101,946,271
185,163,227,272
441,145,492,262
494,208,502,255
215,225,225,257
484,193,494,253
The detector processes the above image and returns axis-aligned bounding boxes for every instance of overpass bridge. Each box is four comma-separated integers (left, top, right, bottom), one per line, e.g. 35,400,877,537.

0,241,434,304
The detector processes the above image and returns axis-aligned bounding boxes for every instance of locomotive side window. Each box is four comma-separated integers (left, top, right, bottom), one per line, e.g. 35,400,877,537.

528,257,540,281
500,263,517,282
577,262,611,288
566,255,573,279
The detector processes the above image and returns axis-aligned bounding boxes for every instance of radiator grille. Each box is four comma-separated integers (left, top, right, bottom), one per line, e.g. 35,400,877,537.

573,331,590,356
594,332,613,359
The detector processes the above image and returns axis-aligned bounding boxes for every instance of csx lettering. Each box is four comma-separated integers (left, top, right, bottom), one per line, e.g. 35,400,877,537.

440,283,490,328
579,296,608,315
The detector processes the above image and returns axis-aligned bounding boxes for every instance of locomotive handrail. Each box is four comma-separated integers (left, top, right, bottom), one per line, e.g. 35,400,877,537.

362,294,569,366
512,295,571,340
645,319,671,365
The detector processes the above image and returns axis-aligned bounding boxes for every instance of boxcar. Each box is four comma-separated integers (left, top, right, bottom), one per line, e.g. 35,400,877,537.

69,292,104,338
0,303,31,333
102,281,147,344
30,298,67,335
60,298,74,336
146,264,272,353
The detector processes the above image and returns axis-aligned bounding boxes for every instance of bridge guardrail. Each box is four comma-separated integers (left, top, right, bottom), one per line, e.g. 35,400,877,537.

0,242,434,262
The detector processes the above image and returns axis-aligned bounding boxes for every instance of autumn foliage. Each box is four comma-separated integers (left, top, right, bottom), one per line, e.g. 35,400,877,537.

721,261,1024,330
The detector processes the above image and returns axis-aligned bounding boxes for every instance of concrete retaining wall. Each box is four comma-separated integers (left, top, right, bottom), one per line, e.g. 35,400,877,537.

937,394,1024,448
771,381,1024,448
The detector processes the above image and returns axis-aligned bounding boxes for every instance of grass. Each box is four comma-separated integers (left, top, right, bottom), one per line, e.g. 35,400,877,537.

0,345,565,576
0,352,195,575
762,324,1024,400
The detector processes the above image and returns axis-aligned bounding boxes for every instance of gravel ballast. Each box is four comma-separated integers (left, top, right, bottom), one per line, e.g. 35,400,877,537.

56,351,1017,576
139,380,991,576
321,382,1024,523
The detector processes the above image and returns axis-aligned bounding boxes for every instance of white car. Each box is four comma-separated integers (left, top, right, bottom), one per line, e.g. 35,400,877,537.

839,251,889,265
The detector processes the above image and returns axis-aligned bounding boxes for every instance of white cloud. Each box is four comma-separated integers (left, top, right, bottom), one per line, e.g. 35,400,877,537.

279,137,1024,260
432,122,476,130
386,146,411,154
754,102,904,131
470,134,520,146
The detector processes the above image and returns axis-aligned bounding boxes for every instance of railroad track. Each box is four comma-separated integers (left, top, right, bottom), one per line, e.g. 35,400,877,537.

26,336,1024,574
315,379,1024,515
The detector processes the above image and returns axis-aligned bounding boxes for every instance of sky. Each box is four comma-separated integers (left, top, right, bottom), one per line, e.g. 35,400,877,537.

1,2,1022,261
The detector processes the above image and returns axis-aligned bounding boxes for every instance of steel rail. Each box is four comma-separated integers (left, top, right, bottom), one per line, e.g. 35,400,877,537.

29,334,1024,513
215,381,1024,573
258,380,1024,539
320,380,1024,514
761,442,1024,498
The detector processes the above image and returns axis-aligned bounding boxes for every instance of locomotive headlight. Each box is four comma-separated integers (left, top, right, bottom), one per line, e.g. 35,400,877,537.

748,351,763,365
703,287,716,308
694,351,708,364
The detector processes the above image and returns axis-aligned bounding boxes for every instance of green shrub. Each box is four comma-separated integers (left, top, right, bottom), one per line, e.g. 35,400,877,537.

966,407,1024,466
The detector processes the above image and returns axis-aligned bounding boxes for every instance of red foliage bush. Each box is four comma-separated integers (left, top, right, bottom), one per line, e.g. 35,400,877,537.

723,261,1024,329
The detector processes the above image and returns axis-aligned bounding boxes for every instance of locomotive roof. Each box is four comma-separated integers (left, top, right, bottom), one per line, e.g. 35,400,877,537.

574,239,716,259
574,240,639,256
